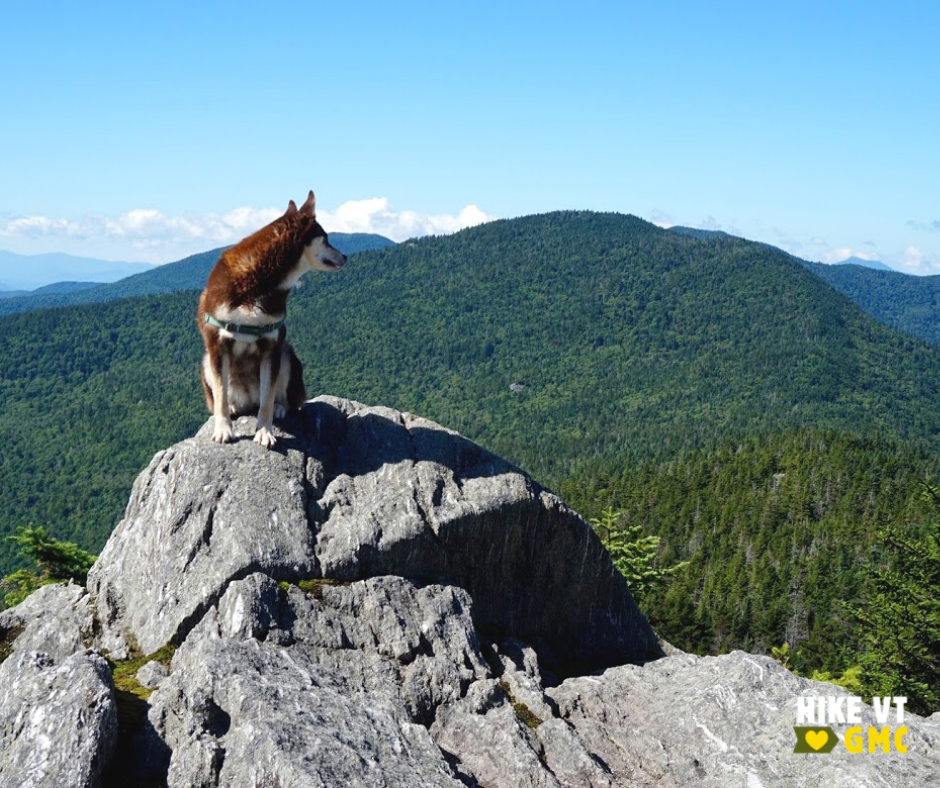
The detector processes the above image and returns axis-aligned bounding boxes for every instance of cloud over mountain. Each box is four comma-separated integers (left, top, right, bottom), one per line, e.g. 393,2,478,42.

0,199,495,262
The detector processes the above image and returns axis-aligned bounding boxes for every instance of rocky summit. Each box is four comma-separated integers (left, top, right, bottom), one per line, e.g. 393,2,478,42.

0,397,938,787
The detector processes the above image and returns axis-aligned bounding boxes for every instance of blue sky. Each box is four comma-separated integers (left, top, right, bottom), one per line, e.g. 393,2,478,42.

1,1,938,272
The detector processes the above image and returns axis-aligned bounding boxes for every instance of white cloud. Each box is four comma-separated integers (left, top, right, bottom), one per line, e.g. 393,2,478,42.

890,245,940,275
820,247,877,264
0,199,495,261
647,209,673,228
317,198,495,241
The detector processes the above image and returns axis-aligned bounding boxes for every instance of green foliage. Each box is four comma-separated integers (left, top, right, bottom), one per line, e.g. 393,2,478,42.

590,507,687,606
107,644,177,787
7,524,97,583
808,664,863,694
771,642,792,670
1,568,54,609
1,524,98,608
561,429,937,671
499,680,543,728
853,483,940,715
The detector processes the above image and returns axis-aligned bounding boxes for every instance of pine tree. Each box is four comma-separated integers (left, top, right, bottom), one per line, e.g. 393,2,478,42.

855,484,940,714
1,524,97,609
590,507,688,608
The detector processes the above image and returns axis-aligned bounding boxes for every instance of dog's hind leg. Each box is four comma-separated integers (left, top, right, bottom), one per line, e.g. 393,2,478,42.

206,344,235,443
254,340,282,449
200,353,214,412
286,344,307,411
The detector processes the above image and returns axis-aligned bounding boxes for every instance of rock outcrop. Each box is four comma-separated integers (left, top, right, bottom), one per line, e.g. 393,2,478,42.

1,397,939,788
86,396,658,672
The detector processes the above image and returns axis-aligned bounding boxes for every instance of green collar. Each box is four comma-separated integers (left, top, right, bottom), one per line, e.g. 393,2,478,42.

204,314,285,336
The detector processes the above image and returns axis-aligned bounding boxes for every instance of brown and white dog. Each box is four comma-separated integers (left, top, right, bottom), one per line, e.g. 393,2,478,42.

197,190,346,448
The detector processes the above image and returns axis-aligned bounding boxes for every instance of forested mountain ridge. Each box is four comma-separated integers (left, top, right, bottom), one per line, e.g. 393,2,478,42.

0,232,395,317
666,226,940,347
3,211,940,676
804,261,940,346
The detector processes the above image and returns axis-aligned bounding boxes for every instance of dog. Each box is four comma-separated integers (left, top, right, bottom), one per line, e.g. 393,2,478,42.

197,190,346,448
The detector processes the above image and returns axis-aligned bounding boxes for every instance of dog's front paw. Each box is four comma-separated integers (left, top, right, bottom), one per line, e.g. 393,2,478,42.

213,419,235,443
254,425,277,449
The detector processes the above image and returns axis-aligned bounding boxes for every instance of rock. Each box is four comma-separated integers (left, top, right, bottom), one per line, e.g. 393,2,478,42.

88,396,658,671
0,582,94,662
137,659,170,689
0,650,117,788
145,570,940,788
546,650,940,787
149,574,488,787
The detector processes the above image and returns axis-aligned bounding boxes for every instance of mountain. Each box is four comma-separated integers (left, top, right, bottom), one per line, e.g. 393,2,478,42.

4,211,940,676
0,281,104,300
834,255,894,272
0,233,395,317
0,250,153,291
805,261,940,345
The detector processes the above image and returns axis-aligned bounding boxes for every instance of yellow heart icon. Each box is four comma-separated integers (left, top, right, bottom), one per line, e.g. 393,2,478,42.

805,730,829,751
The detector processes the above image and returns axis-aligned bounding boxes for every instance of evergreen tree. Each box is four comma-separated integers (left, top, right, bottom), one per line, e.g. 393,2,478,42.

855,483,940,715
0,524,97,608
590,506,688,608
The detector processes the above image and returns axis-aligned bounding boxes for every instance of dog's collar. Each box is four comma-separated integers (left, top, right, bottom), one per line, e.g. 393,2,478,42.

204,314,285,336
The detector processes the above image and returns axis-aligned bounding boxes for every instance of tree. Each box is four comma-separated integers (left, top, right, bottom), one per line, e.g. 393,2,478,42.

590,506,688,608
1,524,97,609
854,483,940,715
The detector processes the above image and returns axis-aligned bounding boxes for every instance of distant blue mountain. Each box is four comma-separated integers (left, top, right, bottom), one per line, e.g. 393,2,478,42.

0,281,103,301
833,256,894,272
0,251,154,290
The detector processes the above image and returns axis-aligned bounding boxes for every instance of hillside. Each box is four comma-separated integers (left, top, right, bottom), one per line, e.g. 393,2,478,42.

0,232,395,317
0,281,103,300
561,429,938,670
805,261,940,345
3,211,940,671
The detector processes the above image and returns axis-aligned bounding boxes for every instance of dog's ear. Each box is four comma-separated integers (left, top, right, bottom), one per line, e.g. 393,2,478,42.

285,199,298,215
300,190,316,216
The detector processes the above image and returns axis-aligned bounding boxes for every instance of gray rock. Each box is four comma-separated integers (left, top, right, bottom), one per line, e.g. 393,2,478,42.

149,574,489,787
0,582,94,662
0,650,117,788
546,650,940,787
88,396,657,670
137,659,170,689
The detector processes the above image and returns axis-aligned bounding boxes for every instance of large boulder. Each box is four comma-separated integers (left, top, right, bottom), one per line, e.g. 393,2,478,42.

0,582,95,662
0,650,117,788
87,396,659,671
